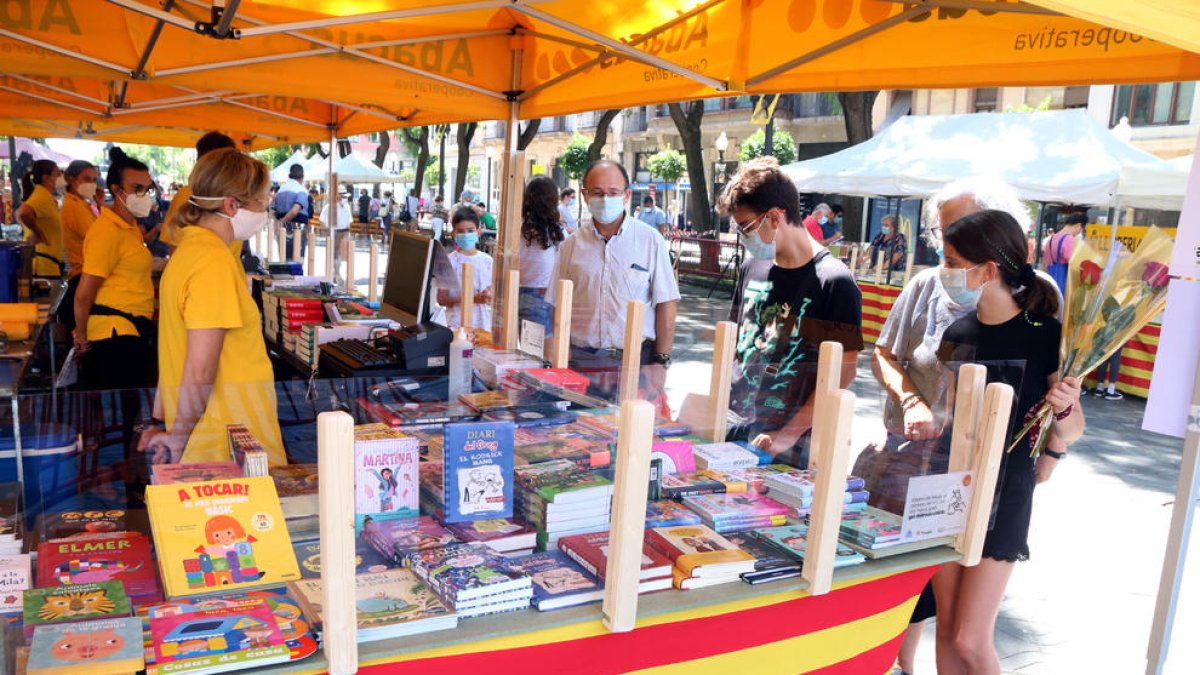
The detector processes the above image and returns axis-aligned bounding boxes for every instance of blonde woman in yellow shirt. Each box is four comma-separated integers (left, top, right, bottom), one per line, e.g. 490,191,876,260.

15,159,65,277
140,148,285,466
58,160,99,331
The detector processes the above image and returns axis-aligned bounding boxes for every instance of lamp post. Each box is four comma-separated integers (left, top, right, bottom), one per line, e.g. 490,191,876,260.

712,132,731,231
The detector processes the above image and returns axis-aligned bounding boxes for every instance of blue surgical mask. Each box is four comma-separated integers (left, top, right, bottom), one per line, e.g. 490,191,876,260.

834,215,843,226
742,215,776,260
588,196,626,225
818,215,829,225
939,264,986,309
455,232,478,250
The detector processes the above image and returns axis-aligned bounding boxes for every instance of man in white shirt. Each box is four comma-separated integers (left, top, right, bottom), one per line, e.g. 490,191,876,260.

548,160,681,401
558,188,578,235
403,189,421,233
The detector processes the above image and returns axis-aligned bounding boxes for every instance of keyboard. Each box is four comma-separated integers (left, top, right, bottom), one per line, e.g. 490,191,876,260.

320,339,395,373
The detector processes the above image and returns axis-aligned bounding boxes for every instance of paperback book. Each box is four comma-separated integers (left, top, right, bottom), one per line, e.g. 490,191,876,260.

443,421,516,523
0,554,30,614
692,442,770,470
506,551,603,611
354,424,420,527
28,616,144,675
23,581,130,638
751,525,866,568
289,568,457,642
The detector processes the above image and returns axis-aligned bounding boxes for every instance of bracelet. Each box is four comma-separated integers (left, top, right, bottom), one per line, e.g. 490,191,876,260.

900,393,924,410
1052,403,1074,421
1043,448,1066,460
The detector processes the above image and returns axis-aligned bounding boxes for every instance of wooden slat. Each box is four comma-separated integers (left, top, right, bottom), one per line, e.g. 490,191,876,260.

551,279,573,369
602,399,655,632
902,249,915,287
848,244,859,276
619,300,647,403
503,268,520,351
344,235,355,294
948,364,987,475
707,320,737,442
306,224,316,276
802,388,856,595
292,222,302,261
955,382,1015,566
874,251,884,285
460,260,474,330
318,411,358,675
807,341,843,473
276,223,286,262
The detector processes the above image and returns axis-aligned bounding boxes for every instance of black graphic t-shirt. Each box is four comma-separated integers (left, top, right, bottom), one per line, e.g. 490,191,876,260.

729,251,864,432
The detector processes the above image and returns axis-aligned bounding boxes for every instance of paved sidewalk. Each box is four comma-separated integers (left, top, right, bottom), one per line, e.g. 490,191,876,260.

663,282,1199,675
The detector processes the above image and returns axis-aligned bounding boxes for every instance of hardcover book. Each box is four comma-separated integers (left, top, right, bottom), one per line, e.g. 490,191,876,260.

269,465,319,498
33,510,148,542
443,422,515,523
358,516,457,564
644,525,755,578
751,525,865,567
145,477,300,598
506,551,602,611
37,532,160,601
23,581,130,637
28,617,143,675
444,519,536,554
645,500,701,528
649,440,696,475
681,492,790,522
403,543,530,605
0,554,30,614
147,596,289,675
289,568,457,642
152,463,243,485
354,424,420,524
557,531,673,584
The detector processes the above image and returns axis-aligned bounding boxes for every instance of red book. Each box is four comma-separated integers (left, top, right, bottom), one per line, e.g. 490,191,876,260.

281,309,327,320
37,531,161,601
279,299,324,308
523,368,591,394
557,530,672,584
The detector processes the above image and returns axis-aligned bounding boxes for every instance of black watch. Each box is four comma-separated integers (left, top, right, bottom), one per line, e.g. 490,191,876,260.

1042,448,1066,460
649,352,672,366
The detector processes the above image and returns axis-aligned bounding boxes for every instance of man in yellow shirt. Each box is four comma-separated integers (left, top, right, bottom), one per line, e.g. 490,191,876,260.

15,160,65,277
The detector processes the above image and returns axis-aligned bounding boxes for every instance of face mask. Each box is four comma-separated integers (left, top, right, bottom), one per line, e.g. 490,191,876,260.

939,264,985,309
742,215,776,260
228,207,271,240
568,198,576,207
455,232,478,250
123,192,154,218
835,215,843,226
76,182,97,200
588,196,626,224
54,176,67,193
818,215,829,226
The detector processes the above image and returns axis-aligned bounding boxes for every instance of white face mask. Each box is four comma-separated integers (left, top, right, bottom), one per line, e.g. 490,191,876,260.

227,207,271,240
939,264,986,309
76,182,97,200
123,192,154,218
54,176,67,193
741,214,776,260
587,195,626,225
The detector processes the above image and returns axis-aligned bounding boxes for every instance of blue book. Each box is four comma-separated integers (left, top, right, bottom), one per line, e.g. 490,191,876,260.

506,550,603,611
28,617,145,674
443,421,516,523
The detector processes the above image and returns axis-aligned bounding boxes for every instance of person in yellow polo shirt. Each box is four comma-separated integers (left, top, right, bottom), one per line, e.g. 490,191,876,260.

161,131,247,263
140,148,284,466
15,159,65,277
58,160,99,331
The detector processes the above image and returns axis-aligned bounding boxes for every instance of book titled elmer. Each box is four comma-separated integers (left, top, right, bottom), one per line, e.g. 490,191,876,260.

443,422,515,523
146,477,300,598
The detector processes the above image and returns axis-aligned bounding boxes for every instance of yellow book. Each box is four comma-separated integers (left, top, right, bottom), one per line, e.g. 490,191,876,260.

146,476,301,598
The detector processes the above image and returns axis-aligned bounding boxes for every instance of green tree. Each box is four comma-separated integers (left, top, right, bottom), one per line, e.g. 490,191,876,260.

739,127,796,164
646,147,686,226
558,133,591,183
1004,95,1054,113
252,145,297,173
425,158,443,192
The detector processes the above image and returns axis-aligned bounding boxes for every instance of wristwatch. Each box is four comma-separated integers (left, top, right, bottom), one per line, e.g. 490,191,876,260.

649,352,672,366
1042,448,1066,460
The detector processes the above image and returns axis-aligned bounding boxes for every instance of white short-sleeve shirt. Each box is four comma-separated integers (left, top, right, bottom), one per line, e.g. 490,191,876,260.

547,216,680,350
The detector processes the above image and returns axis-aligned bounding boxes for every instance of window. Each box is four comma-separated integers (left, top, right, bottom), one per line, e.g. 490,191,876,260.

1062,86,1089,109
973,88,998,113
1111,82,1195,126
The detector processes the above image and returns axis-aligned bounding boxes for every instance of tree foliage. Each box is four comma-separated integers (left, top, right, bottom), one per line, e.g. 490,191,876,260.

739,127,796,164
646,147,686,183
559,133,591,182
253,145,295,172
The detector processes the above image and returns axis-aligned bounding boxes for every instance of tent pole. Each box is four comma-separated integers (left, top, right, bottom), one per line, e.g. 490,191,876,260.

495,45,525,343
327,127,338,281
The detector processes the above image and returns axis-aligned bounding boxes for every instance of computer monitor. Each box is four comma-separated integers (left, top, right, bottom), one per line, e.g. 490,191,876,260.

380,231,435,326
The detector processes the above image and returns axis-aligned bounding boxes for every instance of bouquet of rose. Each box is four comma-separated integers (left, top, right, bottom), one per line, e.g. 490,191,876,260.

1013,226,1174,455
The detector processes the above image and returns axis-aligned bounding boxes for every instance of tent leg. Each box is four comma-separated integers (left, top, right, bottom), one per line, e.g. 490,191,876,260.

493,46,524,338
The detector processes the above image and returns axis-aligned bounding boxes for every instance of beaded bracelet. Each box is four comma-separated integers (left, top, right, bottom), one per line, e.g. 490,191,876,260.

1052,403,1074,421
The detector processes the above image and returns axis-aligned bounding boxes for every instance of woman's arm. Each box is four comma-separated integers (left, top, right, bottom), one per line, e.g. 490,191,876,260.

871,344,938,440
72,273,104,352
148,328,226,463
1045,374,1084,445
15,204,43,246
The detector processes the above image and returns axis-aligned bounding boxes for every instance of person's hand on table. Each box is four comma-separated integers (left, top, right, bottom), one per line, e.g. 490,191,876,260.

903,400,939,441
138,429,185,465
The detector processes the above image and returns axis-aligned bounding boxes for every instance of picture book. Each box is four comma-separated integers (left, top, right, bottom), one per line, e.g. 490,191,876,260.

751,525,865,568
506,551,602,611
0,554,30,614
28,617,144,675
403,543,531,605
692,441,770,470
358,516,457,564
152,463,243,485
681,492,790,522
650,440,696,475
644,525,755,578
269,465,319,498
443,421,515,523
289,568,457,642
147,596,289,674
557,531,673,583
645,500,701,528
33,510,148,542
145,477,301,598
445,519,536,554
354,424,420,524
37,532,160,600
23,581,130,638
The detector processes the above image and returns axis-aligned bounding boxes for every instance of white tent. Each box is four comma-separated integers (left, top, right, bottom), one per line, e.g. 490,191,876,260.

270,149,310,183
332,153,397,183
781,109,1188,210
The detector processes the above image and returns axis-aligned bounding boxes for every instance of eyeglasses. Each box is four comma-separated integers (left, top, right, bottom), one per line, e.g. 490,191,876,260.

583,188,625,198
735,212,768,236
123,182,158,197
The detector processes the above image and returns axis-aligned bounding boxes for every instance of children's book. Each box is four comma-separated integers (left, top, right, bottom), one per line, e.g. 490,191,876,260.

719,531,802,574
152,463,243,485
289,568,457,642
358,516,457,564
33,510,149,542
751,525,865,568
226,424,267,470
23,581,130,638
506,551,602,611
0,554,30,614
557,531,673,585
645,500,701,528
145,477,301,598
28,617,144,675
644,525,755,578
839,507,903,549
37,532,160,601
444,519,536,554
354,424,420,526
147,596,289,675
649,440,696,475
692,442,770,470
681,492,790,522
403,543,530,605
442,422,515,523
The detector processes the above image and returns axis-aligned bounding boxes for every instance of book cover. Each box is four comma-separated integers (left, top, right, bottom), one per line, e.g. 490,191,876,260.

152,463,243,485
403,543,530,605
34,510,147,542
0,554,30,614
692,441,769,470
681,492,790,521
721,531,802,573
840,507,903,547
28,617,144,675
269,465,319,498
37,532,160,600
354,424,420,523
644,525,754,577
145,477,300,598
23,582,129,636
506,551,602,611
645,500,701,528
289,568,456,642
442,422,515,523
751,525,865,567
444,519,536,553
358,516,456,564
660,471,732,500
147,597,289,674
557,531,673,582
650,440,696,475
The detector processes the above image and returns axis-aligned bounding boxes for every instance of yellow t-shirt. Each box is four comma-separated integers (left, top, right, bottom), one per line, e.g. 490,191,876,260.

157,225,285,466
24,185,64,277
81,207,154,342
61,192,96,279
162,186,247,262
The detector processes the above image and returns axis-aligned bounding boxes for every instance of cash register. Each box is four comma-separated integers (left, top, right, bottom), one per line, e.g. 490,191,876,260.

319,231,453,376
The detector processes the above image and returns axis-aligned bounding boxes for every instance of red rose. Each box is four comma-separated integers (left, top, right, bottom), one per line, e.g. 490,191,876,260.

1079,260,1102,287
1142,261,1170,289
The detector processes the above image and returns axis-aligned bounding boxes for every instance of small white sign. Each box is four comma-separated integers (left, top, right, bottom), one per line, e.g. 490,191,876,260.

900,471,974,543
519,319,545,360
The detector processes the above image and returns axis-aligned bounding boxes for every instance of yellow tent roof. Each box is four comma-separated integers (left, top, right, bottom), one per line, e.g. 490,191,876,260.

0,1,1197,147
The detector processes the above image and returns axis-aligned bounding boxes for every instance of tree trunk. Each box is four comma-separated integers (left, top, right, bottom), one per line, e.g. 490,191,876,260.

372,132,391,168
837,91,880,145
404,127,431,198
668,101,710,234
517,119,541,151
588,109,623,163
437,124,449,199
453,122,478,199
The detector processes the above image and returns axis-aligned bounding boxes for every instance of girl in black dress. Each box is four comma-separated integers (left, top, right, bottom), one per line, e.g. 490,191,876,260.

932,209,1084,675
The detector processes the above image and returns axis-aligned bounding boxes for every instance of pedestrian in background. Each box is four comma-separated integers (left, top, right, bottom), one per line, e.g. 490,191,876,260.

558,187,578,235
519,176,564,340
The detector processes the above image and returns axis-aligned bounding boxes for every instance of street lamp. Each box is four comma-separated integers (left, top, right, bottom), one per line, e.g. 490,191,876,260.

715,131,729,162
712,132,731,231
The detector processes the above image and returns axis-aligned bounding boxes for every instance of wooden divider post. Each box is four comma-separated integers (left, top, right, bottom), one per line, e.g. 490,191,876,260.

503,269,520,351
806,341,843,473
802,388,857,596
317,411,357,675
291,224,302,261
678,321,738,442
902,249,915,286
948,364,987,475
306,225,316,275
325,231,335,280
619,301,647,403
276,224,287,262
460,260,474,330
602,399,656,632
367,240,379,303
848,245,859,277
343,235,355,293
551,279,573,368
874,253,885,285
955,382,1014,566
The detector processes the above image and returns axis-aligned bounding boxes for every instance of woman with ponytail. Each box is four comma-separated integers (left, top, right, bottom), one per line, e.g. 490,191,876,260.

932,209,1084,675
15,159,65,277
57,160,100,330
517,175,564,337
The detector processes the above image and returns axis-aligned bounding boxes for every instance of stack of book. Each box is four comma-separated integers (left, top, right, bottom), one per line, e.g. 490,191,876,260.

404,543,532,618
359,516,457,565
290,568,458,642
645,524,755,590
763,468,870,519
514,460,613,550
720,531,803,584
278,296,328,352
445,519,537,556
295,324,374,370
227,424,269,476
508,368,590,395
751,524,865,569
680,492,790,533
645,500,701,528
506,550,604,611
557,531,673,594
575,411,691,438
471,349,545,387
660,470,747,500
692,441,770,471
513,425,612,469
840,507,904,551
